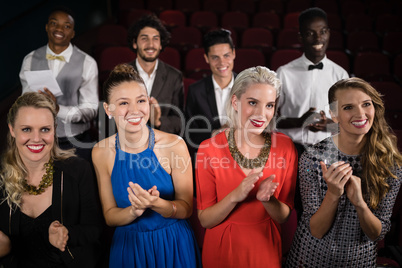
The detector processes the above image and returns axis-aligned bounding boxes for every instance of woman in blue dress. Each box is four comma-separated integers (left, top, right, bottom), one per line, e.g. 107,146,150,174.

92,64,201,268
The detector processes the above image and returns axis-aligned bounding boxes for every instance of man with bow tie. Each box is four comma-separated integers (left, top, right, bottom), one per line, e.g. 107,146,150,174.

275,7,349,219
19,7,99,161
276,7,349,154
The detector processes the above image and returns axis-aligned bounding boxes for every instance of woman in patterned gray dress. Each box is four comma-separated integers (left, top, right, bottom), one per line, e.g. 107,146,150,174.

285,77,402,267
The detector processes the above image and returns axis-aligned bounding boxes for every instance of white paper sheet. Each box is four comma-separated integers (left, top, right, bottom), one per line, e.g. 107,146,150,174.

24,70,63,97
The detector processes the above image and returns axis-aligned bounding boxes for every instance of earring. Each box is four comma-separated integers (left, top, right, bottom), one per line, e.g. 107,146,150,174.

108,115,112,120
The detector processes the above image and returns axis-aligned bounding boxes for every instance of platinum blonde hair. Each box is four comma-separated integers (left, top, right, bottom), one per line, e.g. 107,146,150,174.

225,66,281,132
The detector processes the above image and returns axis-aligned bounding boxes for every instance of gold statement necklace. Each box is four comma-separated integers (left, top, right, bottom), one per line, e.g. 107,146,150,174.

228,128,271,169
23,159,55,195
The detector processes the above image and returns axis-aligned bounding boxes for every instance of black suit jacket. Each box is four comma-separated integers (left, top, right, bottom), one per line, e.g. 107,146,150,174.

0,157,103,268
185,73,236,150
130,60,184,135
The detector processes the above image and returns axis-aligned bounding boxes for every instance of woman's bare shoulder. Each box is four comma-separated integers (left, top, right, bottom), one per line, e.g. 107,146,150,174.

92,135,117,159
153,129,187,154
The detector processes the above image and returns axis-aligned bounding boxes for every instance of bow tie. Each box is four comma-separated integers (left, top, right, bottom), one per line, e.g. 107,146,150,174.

308,62,323,70
46,54,65,61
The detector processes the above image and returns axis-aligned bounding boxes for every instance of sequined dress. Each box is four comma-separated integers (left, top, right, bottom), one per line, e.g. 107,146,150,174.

109,127,201,267
285,137,402,267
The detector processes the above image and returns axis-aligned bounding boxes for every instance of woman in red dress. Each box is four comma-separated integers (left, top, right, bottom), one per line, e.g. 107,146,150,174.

196,66,298,267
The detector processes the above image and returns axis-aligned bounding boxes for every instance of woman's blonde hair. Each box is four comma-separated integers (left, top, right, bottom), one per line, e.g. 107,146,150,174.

328,77,402,209
1,92,75,208
225,66,281,132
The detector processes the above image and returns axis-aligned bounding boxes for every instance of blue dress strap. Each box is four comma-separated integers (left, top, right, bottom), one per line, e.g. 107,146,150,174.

147,125,155,150
115,132,120,151
115,126,155,151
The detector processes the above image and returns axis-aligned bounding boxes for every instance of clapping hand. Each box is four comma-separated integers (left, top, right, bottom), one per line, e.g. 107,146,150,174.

298,107,318,128
149,97,161,128
320,161,353,198
256,175,279,202
49,220,69,252
308,110,328,132
39,87,59,113
147,185,160,197
127,183,160,217
232,169,263,203
345,175,365,208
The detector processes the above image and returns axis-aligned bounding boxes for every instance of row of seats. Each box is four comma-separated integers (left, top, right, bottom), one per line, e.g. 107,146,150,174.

127,14,400,51
96,45,402,130
92,4,402,86
96,40,402,82
116,0,402,19
90,0,402,132
120,9,402,34
114,9,402,55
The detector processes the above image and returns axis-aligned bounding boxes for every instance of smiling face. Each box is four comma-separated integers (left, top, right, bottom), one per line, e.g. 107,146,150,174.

9,107,54,165
232,83,277,135
104,81,149,134
300,16,330,64
331,88,375,139
204,43,235,82
133,26,162,63
45,11,75,52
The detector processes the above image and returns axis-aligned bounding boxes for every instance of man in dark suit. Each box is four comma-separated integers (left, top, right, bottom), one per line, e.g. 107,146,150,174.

185,29,236,153
128,14,184,135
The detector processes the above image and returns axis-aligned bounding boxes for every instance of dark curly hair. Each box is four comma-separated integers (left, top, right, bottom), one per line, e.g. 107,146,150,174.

127,14,171,53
